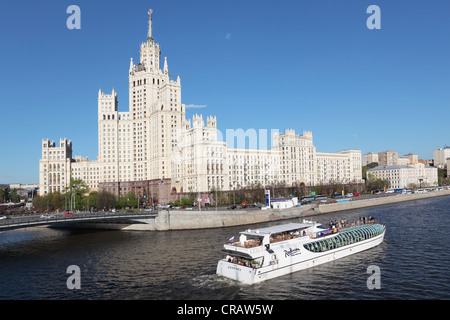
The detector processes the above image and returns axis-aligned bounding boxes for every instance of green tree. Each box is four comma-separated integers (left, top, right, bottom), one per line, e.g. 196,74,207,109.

365,173,389,192
312,184,324,196
80,191,98,211
0,188,8,202
119,192,138,208
52,192,65,211
438,168,450,186
32,195,46,211
63,178,90,210
362,163,379,181
181,197,192,207
8,189,24,203
96,191,116,210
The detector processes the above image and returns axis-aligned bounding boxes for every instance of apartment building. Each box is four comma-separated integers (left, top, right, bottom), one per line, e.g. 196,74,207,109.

39,138,73,194
377,151,398,167
39,9,363,198
433,146,450,168
364,151,418,167
367,164,437,189
363,152,379,166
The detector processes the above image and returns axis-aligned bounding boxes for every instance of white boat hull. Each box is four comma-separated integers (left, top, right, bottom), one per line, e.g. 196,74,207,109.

217,229,385,285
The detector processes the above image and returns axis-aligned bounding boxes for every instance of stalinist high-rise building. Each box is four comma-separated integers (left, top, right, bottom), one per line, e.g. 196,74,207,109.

96,9,184,192
39,9,362,201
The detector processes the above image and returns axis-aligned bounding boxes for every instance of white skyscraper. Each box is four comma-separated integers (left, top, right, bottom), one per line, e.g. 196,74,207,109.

39,9,363,200
95,9,185,195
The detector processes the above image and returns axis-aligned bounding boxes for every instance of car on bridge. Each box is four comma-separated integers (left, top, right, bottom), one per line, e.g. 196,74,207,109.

40,214,55,219
63,212,75,216
0,216,7,220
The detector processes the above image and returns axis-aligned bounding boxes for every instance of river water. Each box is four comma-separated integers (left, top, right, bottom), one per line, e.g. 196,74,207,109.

0,195,449,300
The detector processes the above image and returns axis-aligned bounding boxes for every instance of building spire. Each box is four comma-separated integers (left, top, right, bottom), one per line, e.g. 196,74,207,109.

147,9,153,41
163,56,169,75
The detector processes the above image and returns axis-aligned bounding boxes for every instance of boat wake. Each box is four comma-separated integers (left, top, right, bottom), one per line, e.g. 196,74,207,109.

192,274,238,289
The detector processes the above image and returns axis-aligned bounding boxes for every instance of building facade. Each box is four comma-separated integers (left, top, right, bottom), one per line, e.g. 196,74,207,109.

397,153,418,166
364,151,418,167
363,152,379,166
39,9,363,200
377,151,398,167
433,146,450,169
39,138,73,195
367,164,437,189
447,159,450,177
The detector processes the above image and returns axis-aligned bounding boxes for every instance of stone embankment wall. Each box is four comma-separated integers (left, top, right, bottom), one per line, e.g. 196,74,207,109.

153,204,314,231
316,190,450,214
70,191,450,231
152,191,450,230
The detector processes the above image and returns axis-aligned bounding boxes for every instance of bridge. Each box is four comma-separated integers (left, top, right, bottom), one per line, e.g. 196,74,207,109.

0,211,158,232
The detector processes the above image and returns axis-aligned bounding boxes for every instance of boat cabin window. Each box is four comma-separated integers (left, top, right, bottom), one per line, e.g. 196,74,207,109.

226,255,264,269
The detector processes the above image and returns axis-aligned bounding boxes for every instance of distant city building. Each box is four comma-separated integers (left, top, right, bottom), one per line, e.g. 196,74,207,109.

397,153,418,165
364,151,418,167
9,183,38,190
367,164,437,189
418,159,433,166
363,152,379,166
38,9,363,200
39,138,73,195
447,159,450,178
377,151,398,167
433,146,450,169
8,184,38,199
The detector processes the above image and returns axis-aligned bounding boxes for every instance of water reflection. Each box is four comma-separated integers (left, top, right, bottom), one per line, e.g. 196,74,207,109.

0,196,449,299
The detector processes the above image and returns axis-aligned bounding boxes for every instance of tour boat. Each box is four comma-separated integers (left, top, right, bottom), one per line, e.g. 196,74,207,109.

216,219,385,284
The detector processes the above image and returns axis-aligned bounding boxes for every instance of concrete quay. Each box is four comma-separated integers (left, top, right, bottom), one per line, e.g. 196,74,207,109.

65,190,450,231
315,189,450,214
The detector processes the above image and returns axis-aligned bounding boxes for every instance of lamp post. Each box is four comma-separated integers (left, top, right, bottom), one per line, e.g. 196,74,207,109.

229,184,236,206
151,183,154,210
215,184,218,211
159,177,164,208
71,185,77,212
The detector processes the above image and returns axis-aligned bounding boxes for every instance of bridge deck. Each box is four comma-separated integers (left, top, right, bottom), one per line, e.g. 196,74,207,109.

0,212,157,231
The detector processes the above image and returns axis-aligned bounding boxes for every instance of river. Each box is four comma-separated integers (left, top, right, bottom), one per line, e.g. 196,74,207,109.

1,195,449,300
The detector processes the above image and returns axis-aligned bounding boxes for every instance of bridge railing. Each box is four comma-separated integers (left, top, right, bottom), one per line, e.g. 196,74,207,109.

0,211,157,230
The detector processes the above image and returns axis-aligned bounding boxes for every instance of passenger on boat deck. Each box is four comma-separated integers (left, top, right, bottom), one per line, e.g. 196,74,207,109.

329,220,338,228
356,216,375,225
338,219,349,229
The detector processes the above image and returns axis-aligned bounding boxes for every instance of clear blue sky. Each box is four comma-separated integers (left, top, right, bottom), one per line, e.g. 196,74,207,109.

1,0,449,184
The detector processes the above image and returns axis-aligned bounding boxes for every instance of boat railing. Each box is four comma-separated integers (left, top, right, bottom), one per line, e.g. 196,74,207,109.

269,233,302,244
231,239,262,248
309,219,385,239
230,231,310,248
338,219,385,232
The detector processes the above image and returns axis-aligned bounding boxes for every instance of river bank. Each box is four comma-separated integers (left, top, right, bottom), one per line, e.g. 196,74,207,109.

68,189,450,231
314,189,450,214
